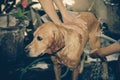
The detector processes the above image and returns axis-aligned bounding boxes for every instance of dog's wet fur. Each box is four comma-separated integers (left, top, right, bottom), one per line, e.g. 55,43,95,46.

26,12,107,80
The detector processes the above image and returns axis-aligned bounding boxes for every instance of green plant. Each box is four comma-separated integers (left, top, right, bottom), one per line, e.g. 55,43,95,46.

15,0,39,20
15,7,29,20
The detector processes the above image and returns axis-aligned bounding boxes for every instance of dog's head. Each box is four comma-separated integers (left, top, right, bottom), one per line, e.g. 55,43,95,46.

25,22,65,57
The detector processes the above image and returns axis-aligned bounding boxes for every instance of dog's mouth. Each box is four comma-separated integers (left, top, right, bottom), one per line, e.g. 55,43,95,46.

28,52,46,58
27,48,52,57
36,50,49,57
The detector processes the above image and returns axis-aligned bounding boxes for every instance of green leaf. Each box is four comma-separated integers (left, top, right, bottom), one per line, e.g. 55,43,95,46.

15,8,29,20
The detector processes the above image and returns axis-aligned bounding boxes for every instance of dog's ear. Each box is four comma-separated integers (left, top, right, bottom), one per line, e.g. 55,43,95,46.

50,31,65,53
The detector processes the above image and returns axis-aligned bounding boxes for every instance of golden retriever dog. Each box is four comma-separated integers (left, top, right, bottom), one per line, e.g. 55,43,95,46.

26,12,104,80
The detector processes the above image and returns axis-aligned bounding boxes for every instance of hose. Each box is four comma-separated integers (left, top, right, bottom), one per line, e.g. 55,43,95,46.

19,56,69,80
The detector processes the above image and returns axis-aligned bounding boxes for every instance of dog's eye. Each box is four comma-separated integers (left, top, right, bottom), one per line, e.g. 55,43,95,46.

37,36,42,41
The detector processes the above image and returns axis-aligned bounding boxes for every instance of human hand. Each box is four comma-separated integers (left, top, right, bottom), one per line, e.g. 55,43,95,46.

89,48,100,58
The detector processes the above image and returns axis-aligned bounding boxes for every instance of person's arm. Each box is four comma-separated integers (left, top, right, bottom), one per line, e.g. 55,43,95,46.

98,41,120,56
53,0,86,26
38,0,62,25
53,0,67,15
90,40,120,57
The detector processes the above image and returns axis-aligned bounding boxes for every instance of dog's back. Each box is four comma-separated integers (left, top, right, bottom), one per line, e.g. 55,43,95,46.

78,12,100,32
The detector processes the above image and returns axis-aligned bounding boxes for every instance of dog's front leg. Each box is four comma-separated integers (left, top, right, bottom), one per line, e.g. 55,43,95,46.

72,67,79,80
51,56,61,80
54,64,61,80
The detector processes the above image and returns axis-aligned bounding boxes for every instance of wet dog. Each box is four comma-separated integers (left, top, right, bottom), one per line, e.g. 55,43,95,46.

25,12,104,80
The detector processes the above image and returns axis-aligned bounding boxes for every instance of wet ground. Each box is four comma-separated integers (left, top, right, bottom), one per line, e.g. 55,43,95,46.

0,54,119,80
